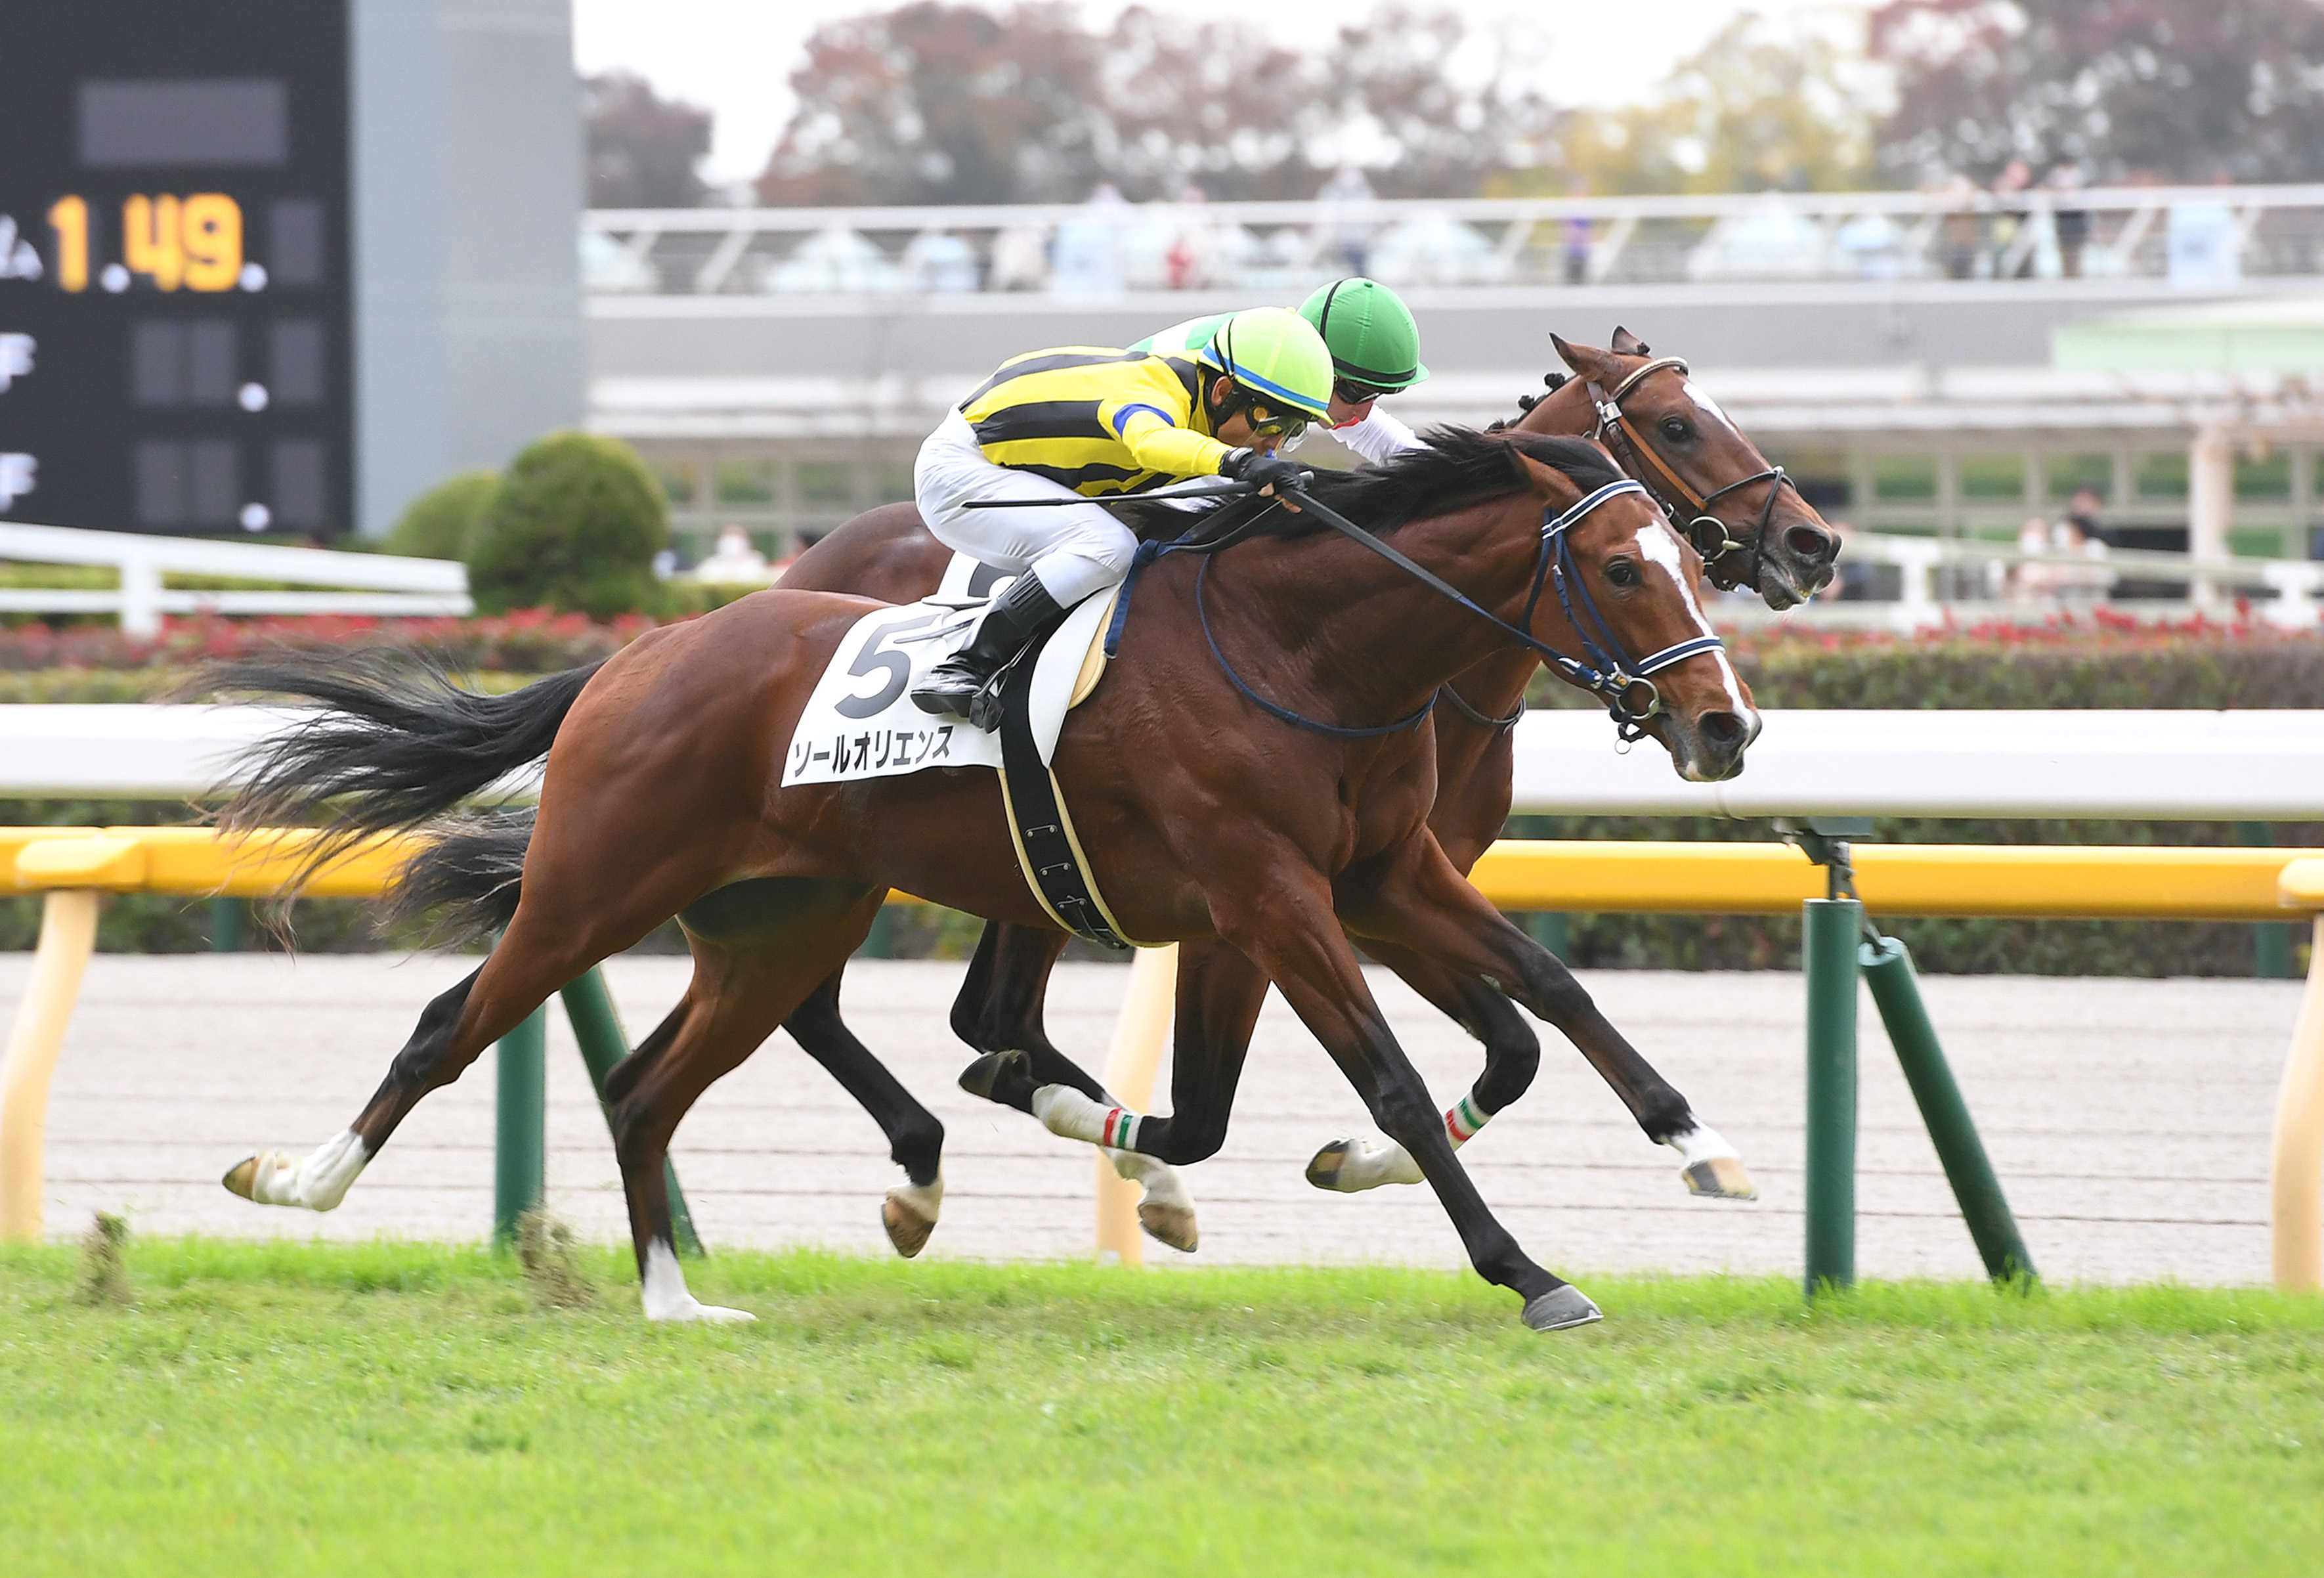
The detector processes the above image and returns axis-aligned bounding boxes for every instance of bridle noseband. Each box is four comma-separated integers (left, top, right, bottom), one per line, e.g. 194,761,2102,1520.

1583,356,1789,593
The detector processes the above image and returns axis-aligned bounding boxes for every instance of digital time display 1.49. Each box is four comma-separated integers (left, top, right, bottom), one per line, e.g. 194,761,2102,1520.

0,2,352,536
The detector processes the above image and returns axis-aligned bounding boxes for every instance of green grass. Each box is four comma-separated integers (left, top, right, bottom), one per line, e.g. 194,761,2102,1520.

4,1240,2321,1575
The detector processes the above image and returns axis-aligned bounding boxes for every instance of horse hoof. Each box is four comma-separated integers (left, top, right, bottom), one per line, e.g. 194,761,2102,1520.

882,1187,939,1259
957,1049,1034,1107
1683,1156,1758,1200
1521,1286,1603,1332
1304,1140,1352,1191
1137,1201,1198,1254
221,1154,263,1200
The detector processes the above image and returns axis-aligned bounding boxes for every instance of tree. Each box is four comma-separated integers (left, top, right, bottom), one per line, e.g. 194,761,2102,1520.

467,433,668,618
1536,16,1877,194
586,71,713,208
754,2,1567,205
1872,0,2324,185
756,4,1109,206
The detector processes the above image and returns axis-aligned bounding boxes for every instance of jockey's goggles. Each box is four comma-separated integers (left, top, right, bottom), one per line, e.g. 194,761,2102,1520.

1333,379,1387,406
1243,401,1312,441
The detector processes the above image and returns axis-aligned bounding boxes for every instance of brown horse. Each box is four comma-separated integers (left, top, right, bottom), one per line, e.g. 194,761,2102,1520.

216,430,1754,1332
769,332,1826,1244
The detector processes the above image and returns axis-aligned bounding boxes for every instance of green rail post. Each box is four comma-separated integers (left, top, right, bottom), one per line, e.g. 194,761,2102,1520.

2241,823,2297,979
492,1006,547,1246
1803,897,1861,1295
559,967,703,1258
1859,935,2036,1284
207,896,244,953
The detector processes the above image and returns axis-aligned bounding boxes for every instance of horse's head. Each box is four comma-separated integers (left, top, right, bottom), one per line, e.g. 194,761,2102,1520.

1507,437,1759,783
1543,329,1838,611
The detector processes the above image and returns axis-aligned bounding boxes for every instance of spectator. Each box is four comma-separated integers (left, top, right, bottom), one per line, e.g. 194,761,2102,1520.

1051,183,1127,298
2048,162,2092,278
1561,173,1592,284
1992,159,2033,278
1316,166,1377,276
2067,486,2113,548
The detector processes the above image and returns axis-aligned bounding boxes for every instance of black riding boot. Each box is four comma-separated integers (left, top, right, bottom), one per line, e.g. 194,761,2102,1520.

911,572,1070,729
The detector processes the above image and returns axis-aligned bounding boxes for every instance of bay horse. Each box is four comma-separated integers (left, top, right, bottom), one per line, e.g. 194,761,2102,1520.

216,431,1755,1332
763,331,1828,1245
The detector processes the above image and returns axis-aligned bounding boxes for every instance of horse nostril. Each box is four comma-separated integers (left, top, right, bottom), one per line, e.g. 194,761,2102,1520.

1788,524,1836,562
1697,711,1751,753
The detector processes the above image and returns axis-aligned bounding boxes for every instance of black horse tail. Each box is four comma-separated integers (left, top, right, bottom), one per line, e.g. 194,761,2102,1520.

380,810,537,946
205,649,603,888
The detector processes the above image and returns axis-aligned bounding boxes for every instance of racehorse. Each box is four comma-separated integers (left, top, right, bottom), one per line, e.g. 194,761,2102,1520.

214,431,1755,1332
764,331,1830,1246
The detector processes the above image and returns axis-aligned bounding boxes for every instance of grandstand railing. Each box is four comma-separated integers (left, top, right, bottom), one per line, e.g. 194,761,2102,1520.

584,183,2324,297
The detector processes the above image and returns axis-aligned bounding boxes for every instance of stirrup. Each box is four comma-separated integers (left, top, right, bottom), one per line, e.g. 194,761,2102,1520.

911,662,989,722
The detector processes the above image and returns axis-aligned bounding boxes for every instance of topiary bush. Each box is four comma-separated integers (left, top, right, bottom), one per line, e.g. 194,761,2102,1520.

385,470,500,562
465,432,668,618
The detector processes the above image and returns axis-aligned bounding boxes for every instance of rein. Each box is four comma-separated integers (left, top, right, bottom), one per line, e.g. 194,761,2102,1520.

1582,356,1788,591
1438,682,1525,732
1184,477,1722,743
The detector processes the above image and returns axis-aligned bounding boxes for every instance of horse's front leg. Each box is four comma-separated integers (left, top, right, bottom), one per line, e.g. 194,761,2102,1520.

1209,857,1597,1329
1338,834,1757,1202
949,921,1199,1252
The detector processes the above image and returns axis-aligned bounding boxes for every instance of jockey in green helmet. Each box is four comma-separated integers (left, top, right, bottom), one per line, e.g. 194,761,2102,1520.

909,305,1333,725
1130,277,1430,466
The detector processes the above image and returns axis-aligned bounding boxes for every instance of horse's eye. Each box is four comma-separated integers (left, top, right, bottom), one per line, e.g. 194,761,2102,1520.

1605,558,1642,589
1660,416,1691,441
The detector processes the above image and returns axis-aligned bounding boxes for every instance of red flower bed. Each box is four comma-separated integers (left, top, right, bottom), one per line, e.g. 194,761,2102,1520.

0,609,662,673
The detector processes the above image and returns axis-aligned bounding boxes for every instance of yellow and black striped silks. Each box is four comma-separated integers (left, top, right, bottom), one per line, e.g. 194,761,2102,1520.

956,348,1230,496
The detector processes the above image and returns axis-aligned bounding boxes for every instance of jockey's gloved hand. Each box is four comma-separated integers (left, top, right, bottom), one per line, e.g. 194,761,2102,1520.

1220,448,1312,495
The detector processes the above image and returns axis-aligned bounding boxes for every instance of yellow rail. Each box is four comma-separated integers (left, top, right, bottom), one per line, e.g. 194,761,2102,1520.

1471,841,2324,921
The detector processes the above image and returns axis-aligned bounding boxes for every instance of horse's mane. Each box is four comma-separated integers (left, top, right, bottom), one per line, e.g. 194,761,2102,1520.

1116,427,1625,540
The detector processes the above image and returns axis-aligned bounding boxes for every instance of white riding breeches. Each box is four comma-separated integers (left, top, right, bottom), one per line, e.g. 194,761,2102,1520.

915,410,1140,607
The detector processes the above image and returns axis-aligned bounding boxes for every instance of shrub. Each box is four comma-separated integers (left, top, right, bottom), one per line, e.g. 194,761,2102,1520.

385,470,500,562
466,432,668,618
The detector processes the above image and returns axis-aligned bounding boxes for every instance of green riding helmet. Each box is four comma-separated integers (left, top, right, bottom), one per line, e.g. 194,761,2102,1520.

1299,278,1429,391
1195,306,1335,427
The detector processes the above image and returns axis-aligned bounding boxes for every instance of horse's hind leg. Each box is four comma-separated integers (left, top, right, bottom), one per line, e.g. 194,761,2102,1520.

1304,945,1539,1193
950,921,1199,1251
223,855,720,1213
781,964,949,1257
612,878,884,1322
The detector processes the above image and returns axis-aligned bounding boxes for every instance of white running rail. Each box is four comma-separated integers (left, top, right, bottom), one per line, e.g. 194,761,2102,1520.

0,521,470,637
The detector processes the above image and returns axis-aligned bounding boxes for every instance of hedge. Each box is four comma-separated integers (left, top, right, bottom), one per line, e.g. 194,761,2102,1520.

466,432,668,618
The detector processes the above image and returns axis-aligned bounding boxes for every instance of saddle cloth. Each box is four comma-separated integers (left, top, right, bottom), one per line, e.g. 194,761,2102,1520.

780,556,1113,789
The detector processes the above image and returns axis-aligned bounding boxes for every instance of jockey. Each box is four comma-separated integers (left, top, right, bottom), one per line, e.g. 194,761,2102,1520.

1130,277,1431,466
910,305,1334,725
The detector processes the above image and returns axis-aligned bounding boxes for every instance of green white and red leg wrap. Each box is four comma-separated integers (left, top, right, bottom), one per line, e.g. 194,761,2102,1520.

1444,1094,1491,1148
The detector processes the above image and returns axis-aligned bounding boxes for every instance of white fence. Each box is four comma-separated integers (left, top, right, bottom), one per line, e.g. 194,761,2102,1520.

1719,531,2324,632
585,182,2324,297
0,522,470,636
1511,709,2324,821
5,705,2322,823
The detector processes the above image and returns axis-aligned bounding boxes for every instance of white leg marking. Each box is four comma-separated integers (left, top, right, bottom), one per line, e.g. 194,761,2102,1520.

1029,1083,1113,1145
1662,1121,1758,1200
640,1238,756,1324
236,1128,371,1210
886,1174,944,1223
1315,1136,1425,1192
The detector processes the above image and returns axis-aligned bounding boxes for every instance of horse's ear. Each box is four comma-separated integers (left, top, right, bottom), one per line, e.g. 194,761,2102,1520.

1610,325,1652,357
1507,447,1580,508
1551,332,1592,376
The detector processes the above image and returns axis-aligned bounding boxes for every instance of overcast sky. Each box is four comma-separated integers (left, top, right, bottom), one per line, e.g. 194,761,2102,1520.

572,0,1876,186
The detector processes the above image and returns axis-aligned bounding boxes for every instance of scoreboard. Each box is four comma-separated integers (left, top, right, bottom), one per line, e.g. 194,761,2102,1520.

0,3,353,537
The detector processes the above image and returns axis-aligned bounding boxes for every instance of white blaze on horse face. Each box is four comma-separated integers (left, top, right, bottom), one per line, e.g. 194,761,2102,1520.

1631,521,1752,716
1683,380,1740,435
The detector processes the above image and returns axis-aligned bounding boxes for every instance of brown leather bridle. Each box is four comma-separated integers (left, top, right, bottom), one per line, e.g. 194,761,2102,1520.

1582,355,1791,593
